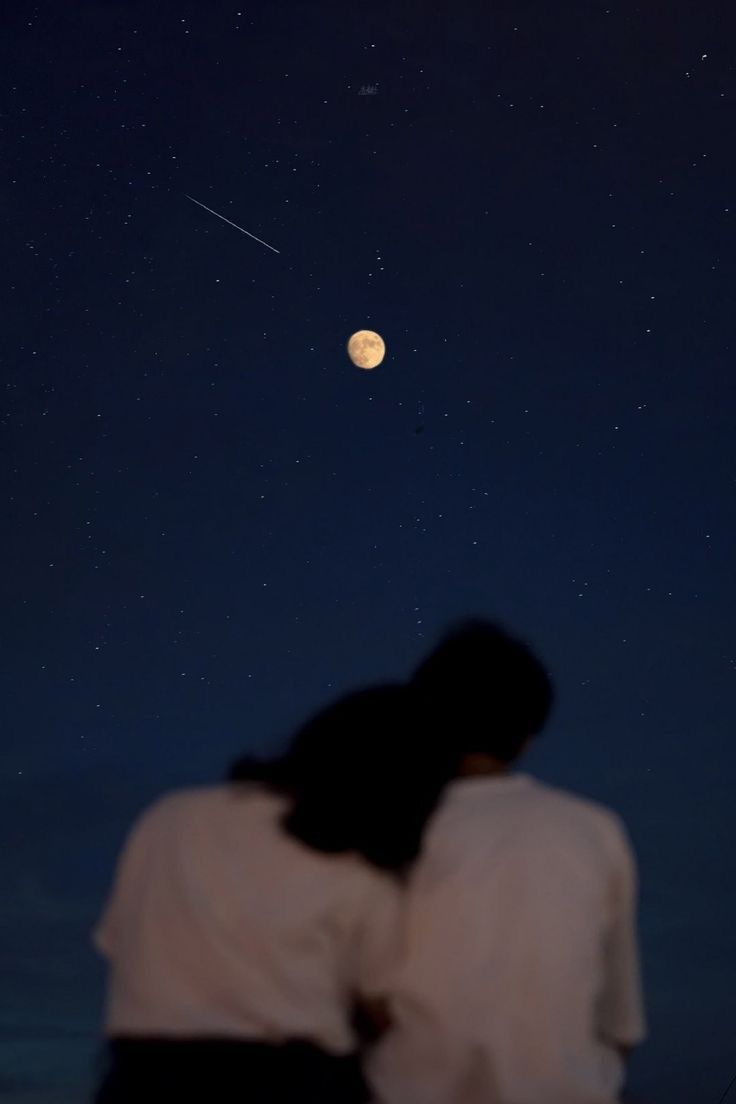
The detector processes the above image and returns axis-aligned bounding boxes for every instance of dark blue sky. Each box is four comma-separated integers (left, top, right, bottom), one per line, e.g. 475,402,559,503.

2,2,735,1100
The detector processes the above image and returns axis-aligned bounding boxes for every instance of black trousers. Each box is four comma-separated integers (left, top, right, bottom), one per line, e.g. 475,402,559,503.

94,1036,370,1104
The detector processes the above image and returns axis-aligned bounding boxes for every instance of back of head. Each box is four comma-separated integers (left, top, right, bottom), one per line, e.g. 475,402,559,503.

410,618,554,764
229,683,452,873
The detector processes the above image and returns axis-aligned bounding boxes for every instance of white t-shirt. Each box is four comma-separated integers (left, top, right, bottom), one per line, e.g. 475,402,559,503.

367,773,646,1104
93,784,401,1053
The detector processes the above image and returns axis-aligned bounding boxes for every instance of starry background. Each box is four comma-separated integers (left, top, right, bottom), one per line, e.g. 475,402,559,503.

2,1,735,1101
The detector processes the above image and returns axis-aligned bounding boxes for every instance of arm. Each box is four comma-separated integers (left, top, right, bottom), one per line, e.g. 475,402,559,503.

365,984,469,1104
348,874,404,1048
364,888,477,1104
92,798,167,956
597,824,647,1055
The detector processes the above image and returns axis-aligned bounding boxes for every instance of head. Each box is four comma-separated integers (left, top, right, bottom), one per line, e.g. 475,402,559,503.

229,683,453,873
410,618,554,770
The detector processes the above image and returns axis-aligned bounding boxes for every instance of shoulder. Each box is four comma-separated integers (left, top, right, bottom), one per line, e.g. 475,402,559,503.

354,862,402,902
529,781,634,857
297,839,403,914
130,785,227,832
532,779,620,823
342,862,402,935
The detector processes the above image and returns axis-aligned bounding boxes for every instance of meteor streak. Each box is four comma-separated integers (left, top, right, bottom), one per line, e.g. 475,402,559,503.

184,194,280,254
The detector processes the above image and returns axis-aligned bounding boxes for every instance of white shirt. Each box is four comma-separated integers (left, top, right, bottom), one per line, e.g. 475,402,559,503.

93,784,401,1053
367,773,646,1104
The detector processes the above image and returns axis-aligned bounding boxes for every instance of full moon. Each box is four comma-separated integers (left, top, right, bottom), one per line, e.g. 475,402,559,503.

347,330,385,370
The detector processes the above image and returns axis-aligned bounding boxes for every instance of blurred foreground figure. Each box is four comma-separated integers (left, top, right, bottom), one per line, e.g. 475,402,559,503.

92,684,451,1104
367,620,646,1104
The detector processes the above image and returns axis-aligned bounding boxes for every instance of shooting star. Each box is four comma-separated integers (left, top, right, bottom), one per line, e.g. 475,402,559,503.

184,194,280,254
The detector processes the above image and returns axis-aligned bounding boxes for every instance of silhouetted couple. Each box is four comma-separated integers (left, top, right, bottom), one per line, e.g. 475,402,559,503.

93,619,645,1103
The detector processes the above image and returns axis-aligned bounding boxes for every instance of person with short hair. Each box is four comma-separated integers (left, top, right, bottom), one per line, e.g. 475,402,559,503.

366,619,646,1104
92,683,451,1104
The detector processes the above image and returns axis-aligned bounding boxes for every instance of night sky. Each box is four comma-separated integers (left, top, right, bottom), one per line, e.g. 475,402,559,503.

2,2,735,1101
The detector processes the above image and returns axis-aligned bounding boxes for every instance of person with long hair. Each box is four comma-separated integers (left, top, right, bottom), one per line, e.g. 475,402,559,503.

92,683,452,1104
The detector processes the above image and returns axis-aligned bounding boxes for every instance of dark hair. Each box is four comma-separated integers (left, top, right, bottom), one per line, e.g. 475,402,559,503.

229,683,453,873
410,618,554,763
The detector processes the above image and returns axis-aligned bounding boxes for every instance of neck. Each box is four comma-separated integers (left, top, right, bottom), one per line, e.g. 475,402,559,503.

457,752,514,777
